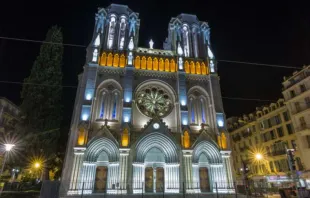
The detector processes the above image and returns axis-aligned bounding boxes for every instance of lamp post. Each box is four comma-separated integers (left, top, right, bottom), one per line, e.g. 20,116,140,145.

0,144,15,176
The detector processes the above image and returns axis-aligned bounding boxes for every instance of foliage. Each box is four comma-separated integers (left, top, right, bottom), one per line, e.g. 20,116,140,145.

20,26,64,179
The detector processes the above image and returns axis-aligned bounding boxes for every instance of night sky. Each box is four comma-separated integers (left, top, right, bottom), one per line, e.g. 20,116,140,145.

0,0,309,123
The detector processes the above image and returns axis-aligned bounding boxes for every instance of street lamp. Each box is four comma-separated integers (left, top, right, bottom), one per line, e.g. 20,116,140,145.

255,153,263,161
0,144,15,176
34,162,40,169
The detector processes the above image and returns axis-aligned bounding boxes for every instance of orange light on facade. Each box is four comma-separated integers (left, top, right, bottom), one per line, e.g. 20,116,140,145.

100,53,107,66
159,58,164,71
147,57,152,70
77,127,86,146
153,58,158,71
107,53,113,66
121,128,129,147
221,132,227,149
201,62,206,75
113,53,119,67
190,61,195,74
119,54,125,67
170,59,176,72
184,61,190,73
164,59,170,72
135,56,140,69
141,56,146,69
183,131,190,149
196,62,201,74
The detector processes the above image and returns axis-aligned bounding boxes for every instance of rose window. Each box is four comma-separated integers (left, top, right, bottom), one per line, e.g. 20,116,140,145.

136,86,173,118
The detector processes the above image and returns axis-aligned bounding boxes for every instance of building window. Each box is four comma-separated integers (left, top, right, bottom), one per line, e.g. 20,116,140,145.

255,136,259,144
283,111,290,121
299,116,306,128
291,140,297,150
300,84,306,93
270,130,276,140
290,90,296,98
267,119,272,128
305,97,310,108
252,125,256,132
107,16,116,49
295,102,301,113
277,127,284,137
275,115,281,124
269,161,274,172
296,157,303,170
307,135,310,148
260,122,265,130
286,124,294,134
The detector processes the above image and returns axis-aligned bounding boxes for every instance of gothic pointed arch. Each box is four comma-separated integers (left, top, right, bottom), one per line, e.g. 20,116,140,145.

170,59,176,72
187,86,212,125
141,56,146,69
153,57,158,71
192,140,222,164
113,53,119,67
184,61,190,73
147,57,152,70
100,52,107,66
119,54,126,67
196,62,201,74
94,79,123,121
135,56,140,69
134,132,179,163
107,53,113,66
84,137,119,162
190,61,195,74
159,58,164,71
164,58,170,72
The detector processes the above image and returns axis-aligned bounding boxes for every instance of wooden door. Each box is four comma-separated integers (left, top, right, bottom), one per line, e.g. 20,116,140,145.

145,167,153,192
95,166,108,192
156,167,164,192
199,167,210,192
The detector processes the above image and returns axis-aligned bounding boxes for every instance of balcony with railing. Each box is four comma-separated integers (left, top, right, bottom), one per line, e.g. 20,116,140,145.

283,71,310,90
292,104,310,115
295,124,310,133
269,150,287,156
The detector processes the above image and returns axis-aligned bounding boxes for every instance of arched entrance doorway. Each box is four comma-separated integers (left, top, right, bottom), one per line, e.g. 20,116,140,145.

192,140,223,193
144,148,165,193
80,137,119,194
133,132,180,193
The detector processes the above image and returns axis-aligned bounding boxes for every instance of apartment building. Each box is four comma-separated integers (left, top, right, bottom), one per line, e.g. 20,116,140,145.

282,66,310,184
227,99,304,185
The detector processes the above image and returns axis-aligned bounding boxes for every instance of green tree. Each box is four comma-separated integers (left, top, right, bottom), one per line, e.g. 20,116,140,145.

20,26,63,179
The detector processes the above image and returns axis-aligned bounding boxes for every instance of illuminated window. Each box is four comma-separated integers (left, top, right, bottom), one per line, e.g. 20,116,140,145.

135,56,140,69
118,18,126,50
141,56,146,69
100,52,106,66
147,57,152,70
183,25,190,57
153,58,158,70
107,16,116,49
183,131,190,148
92,49,98,62
113,53,119,67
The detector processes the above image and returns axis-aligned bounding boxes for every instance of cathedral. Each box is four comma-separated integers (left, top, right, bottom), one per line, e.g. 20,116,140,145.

60,4,234,196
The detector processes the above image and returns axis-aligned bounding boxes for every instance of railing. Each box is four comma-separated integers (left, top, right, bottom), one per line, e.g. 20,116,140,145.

292,104,310,115
284,71,310,90
295,124,310,132
270,150,287,156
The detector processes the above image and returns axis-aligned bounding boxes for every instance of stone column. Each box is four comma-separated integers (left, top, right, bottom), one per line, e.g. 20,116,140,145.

165,164,180,193
119,148,130,192
192,163,200,191
68,147,86,194
79,162,96,194
107,163,119,192
221,151,234,189
132,163,144,193
182,150,193,191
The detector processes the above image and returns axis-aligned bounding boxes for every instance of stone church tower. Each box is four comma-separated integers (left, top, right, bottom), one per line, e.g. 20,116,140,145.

60,4,234,196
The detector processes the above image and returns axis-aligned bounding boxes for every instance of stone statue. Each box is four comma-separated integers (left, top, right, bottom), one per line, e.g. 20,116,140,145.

129,17,136,36
175,24,182,41
149,39,154,49
95,13,105,33
202,27,210,44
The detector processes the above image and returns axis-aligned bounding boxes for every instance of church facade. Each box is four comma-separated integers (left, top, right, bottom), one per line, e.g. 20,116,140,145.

61,4,234,196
